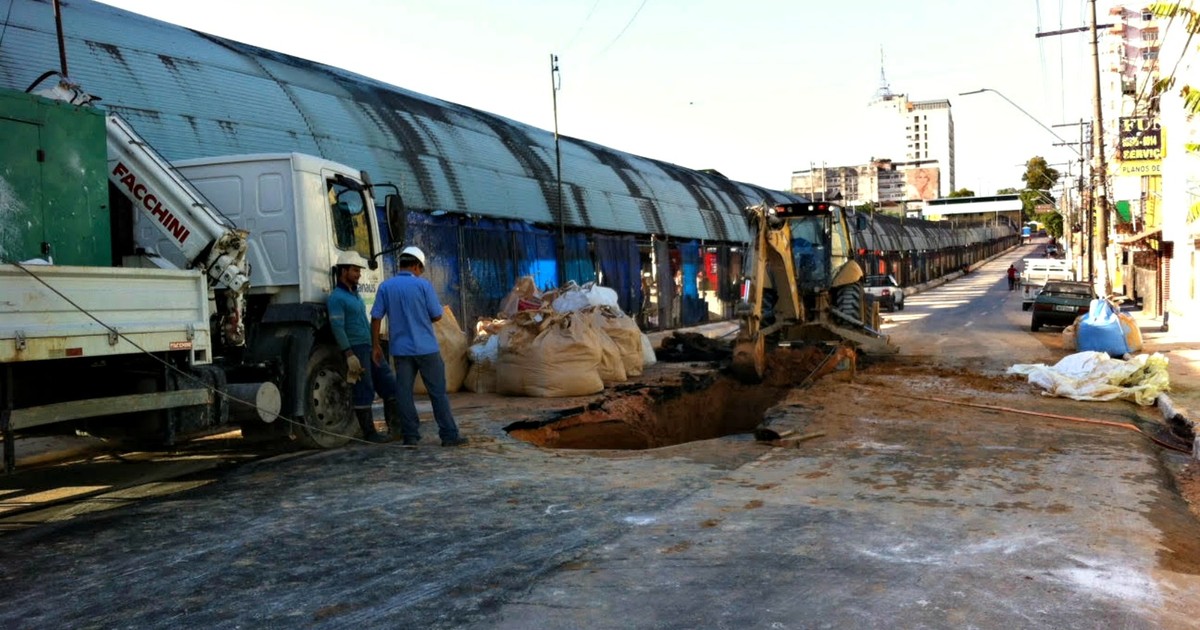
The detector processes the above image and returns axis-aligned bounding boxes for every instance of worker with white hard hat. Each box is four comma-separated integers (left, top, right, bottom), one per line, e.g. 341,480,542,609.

329,250,397,443
370,245,468,447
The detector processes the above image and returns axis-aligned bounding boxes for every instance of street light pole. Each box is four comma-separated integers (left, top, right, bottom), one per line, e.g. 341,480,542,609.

958,88,1080,154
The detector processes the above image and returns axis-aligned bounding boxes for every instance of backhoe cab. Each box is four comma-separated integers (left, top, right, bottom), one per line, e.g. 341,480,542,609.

731,201,896,383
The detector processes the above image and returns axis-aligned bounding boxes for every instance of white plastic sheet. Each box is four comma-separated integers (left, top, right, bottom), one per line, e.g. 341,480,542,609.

1007,351,1170,406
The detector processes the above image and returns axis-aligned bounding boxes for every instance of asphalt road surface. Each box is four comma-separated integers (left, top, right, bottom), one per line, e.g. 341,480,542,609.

2,243,1198,629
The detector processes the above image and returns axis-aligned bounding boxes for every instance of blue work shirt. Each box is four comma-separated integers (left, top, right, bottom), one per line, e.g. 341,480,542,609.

327,282,372,350
371,271,442,356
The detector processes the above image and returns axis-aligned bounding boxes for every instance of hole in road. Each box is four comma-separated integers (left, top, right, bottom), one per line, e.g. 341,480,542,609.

504,345,849,450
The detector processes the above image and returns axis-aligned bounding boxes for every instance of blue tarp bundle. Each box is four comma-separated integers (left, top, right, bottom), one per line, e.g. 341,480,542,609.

1077,299,1130,358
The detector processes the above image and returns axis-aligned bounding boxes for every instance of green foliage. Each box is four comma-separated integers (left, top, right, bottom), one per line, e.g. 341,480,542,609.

1148,3,1200,115
996,187,1019,195
947,188,975,198
1037,211,1064,239
1019,157,1060,220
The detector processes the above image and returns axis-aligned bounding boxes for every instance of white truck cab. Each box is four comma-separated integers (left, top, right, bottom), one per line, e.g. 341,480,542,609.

1020,258,1075,311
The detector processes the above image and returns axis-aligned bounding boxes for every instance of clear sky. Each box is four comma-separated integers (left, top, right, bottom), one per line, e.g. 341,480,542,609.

97,0,1097,196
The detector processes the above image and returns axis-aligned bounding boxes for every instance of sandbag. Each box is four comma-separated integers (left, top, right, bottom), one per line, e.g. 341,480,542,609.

415,306,469,394
551,286,590,314
496,311,604,397
1062,324,1077,352
463,360,497,393
498,276,541,318
641,333,657,367
581,305,644,377
1076,299,1129,358
551,281,623,315
1117,311,1143,353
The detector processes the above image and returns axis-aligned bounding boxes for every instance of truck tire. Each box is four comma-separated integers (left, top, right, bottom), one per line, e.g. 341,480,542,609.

1022,302,1031,312
293,343,356,449
1030,317,1042,332
834,283,865,323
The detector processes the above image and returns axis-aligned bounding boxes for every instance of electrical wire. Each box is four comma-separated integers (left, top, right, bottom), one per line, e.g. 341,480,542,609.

1131,4,1180,114
1,259,390,447
594,0,650,58
0,0,14,52
561,0,602,53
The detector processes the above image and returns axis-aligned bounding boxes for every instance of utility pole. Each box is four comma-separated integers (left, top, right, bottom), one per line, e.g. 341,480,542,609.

1088,0,1112,296
550,53,565,285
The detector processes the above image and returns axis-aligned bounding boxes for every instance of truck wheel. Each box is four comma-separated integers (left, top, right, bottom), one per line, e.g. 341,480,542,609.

1030,317,1041,332
294,343,356,449
834,283,865,323
1022,302,1031,312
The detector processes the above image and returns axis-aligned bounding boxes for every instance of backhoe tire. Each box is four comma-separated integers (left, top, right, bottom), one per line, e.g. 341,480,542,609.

834,283,865,324
293,343,356,449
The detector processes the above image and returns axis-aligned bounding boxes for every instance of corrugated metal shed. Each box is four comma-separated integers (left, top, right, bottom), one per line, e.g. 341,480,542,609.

0,0,803,243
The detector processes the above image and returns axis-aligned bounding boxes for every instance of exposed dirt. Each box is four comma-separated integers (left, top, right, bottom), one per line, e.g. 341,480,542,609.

504,343,1200,531
506,345,848,449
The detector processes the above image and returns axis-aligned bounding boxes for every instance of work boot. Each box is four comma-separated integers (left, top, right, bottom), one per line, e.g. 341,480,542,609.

441,436,469,447
355,408,389,444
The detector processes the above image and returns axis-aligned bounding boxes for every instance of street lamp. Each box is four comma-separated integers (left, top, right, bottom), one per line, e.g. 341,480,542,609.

958,88,1080,155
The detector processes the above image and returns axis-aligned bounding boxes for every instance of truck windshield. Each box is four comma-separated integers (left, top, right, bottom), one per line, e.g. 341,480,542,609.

788,216,831,292
328,178,372,260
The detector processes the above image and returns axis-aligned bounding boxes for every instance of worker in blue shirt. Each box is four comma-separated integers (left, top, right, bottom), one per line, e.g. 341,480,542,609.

329,251,398,443
371,246,468,447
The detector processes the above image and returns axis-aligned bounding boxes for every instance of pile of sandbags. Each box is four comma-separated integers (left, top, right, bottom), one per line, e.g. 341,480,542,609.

460,277,655,397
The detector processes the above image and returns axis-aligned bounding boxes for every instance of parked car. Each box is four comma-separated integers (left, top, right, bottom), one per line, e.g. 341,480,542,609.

1030,280,1095,332
1045,243,1060,257
864,274,905,312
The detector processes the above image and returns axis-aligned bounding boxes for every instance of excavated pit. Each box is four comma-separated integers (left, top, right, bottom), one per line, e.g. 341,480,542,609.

505,345,852,450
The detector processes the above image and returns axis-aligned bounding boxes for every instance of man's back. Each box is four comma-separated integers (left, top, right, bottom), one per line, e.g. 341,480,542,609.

374,272,441,355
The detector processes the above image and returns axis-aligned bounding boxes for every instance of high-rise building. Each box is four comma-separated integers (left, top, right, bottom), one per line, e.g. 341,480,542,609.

865,57,956,197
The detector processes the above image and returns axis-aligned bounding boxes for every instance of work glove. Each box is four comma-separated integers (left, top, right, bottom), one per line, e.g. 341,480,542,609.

346,354,365,384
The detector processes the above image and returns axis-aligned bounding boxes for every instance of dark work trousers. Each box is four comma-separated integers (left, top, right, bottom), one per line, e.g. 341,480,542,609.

392,352,461,442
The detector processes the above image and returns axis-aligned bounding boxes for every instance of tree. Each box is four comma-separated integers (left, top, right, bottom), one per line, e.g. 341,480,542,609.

996,187,1019,195
947,188,975,198
1019,157,1060,221
1148,3,1200,123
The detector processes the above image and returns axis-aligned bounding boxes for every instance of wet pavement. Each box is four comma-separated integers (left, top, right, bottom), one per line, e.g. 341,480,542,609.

3,244,1200,628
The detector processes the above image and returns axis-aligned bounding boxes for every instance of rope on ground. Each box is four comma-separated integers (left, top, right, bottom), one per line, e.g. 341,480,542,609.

853,384,1191,455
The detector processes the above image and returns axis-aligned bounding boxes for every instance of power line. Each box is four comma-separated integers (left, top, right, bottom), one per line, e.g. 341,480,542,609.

595,0,650,58
561,0,602,52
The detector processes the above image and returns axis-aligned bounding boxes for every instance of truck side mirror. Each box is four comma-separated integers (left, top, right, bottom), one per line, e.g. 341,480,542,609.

385,194,406,244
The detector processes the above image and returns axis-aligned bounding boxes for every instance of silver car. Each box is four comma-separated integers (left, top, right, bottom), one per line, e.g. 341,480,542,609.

864,274,905,312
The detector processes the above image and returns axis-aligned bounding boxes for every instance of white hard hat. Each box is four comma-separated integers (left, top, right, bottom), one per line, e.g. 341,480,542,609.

335,251,368,269
399,245,427,266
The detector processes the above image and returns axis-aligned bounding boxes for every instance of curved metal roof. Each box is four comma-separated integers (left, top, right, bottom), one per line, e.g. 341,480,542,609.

856,212,1014,253
0,0,803,243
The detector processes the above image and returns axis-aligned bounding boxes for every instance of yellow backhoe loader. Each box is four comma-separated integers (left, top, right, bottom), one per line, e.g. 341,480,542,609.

731,201,897,382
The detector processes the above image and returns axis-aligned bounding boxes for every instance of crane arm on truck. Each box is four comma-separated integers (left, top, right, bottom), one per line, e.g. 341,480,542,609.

41,81,251,345
105,113,250,345
106,114,249,291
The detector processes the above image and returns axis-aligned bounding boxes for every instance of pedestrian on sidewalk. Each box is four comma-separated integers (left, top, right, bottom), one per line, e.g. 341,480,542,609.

1007,264,1018,291
371,246,468,447
328,251,398,443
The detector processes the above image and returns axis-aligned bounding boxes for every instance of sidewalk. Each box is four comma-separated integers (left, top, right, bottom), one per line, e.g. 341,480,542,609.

1129,306,1200,443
